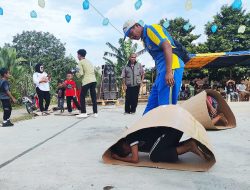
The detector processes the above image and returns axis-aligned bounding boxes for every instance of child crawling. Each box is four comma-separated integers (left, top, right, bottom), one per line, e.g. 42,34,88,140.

110,127,211,164
206,95,228,126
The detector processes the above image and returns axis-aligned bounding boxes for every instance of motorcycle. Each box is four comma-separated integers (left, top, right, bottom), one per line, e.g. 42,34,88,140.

22,94,38,114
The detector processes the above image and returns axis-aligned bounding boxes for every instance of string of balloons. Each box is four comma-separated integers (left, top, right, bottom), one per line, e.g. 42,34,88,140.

0,0,247,35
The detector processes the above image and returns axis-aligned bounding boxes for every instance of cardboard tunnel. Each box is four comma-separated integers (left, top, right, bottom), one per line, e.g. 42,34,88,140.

180,90,236,130
102,105,216,172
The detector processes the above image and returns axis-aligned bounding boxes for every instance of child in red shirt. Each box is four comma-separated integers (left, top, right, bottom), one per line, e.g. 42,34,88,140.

64,72,81,113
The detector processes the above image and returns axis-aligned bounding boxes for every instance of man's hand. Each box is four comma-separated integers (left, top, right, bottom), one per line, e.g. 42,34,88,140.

165,71,175,86
12,98,17,104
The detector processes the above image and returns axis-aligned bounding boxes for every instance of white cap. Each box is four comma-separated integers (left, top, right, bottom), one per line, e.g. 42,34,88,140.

123,19,136,38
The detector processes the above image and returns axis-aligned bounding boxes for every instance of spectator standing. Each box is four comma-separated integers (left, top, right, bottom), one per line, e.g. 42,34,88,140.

76,49,98,118
33,64,51,115
64,72,81,113
0,68,17,127
122,53,144,114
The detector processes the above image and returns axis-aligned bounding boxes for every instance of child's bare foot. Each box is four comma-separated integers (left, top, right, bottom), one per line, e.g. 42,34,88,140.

186,139,211,161
219,113,228,125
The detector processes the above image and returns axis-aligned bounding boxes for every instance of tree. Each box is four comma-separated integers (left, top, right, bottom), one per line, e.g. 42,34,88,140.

103,38,138,77
11,31,78,94
159,17,201,52
0,47,28,98
205,5,250,52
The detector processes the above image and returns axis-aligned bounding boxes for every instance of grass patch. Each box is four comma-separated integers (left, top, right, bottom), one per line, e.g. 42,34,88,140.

0,114,34,123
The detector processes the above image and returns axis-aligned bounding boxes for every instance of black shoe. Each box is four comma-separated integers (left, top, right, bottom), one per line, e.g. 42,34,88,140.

7,120,14,126
2,122,14,127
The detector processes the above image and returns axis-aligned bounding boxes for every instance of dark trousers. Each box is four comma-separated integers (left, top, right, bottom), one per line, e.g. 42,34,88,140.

36,87,51,112
1,99,12,121
58,98,64,109
125,86,140,113
149,128,183,163
80,82,97,114
66,96,81,112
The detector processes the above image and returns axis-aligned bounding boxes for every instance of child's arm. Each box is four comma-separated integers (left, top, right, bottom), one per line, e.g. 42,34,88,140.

111,145,139,163
6,90,17,103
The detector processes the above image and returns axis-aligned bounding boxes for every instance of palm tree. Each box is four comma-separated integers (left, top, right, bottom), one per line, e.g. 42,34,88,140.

0,47,29,98
103,38,139,77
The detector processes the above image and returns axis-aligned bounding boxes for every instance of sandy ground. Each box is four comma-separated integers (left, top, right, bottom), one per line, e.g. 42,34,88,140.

0,102,249,190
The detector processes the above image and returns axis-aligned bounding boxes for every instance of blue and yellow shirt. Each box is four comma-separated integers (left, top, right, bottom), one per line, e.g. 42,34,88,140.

142,24,184,73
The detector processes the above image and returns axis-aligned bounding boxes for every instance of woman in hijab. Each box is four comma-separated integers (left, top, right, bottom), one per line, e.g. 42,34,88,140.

33,64,51,115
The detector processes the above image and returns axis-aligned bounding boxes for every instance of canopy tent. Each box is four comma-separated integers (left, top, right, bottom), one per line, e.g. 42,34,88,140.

185,51,250,69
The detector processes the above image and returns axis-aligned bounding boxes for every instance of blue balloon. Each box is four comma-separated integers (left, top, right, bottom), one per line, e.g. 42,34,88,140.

135,0,142,10
138,20,144,26
102,18,109,26
83,0,90,10
65,14,71,23
163,20,170,29
231,0,242,10
30,10,37,18
211,24,218,33
183,23,190,31
0,7,3,15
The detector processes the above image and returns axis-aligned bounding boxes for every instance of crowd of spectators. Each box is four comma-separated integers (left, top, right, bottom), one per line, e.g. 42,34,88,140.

179,76,250,102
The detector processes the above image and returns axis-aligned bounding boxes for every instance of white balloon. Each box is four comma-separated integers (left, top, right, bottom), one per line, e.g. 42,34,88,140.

38,0,45,8
185,0,192,11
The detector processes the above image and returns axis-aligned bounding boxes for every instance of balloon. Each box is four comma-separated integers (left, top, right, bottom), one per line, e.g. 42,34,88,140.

183,23,190,31
138,20,144,26
83,0,90,10
211,24,218,33
65,14,71,23
30,10,37,18
238,25,246,33
102,18,109,26
231,0,242,10
38,0,45,8
135,0,142,10
185,0,192,11
163,20,170,29
0,7,3,15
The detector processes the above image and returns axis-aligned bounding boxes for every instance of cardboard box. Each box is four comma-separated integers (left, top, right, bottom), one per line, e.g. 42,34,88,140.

180,90,236,130
103,105,216,172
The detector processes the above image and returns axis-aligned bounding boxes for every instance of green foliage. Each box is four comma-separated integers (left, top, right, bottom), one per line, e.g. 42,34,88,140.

103,38,138,77
10,31,78,95
0,47,27,98
205,5,250,52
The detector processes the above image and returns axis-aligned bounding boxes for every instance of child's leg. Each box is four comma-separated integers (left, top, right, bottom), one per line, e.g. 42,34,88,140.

1,99,12,122
212,113,228,126
149,128,183,163
66,96,72,112
72,96,81,110
211,115,222,125
59,98,64,109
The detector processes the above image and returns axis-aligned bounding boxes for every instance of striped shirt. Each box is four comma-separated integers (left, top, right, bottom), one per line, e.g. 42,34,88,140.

142,24,184,72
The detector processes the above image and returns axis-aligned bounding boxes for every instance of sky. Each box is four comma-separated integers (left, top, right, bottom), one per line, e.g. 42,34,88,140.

0,0,249,68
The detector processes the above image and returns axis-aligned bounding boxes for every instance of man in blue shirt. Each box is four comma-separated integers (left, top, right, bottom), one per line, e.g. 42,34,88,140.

123,20,184,114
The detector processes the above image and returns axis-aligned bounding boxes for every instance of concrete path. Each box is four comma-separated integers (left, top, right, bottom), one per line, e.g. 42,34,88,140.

0,103,249,190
